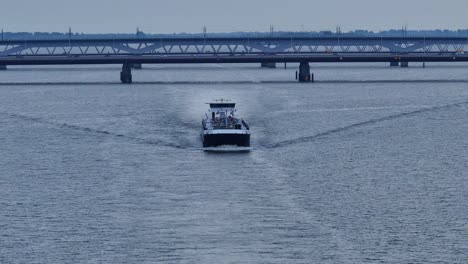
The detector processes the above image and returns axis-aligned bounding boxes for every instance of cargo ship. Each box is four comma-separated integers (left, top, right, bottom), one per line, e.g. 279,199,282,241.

202,100,250,148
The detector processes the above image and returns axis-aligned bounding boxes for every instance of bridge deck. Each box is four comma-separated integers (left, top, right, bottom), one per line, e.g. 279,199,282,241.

1,53,468,65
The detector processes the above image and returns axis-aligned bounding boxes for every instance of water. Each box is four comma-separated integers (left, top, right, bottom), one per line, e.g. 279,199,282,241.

1,63,467,263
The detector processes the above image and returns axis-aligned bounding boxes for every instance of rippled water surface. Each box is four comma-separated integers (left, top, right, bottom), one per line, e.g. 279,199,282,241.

1,63,468,263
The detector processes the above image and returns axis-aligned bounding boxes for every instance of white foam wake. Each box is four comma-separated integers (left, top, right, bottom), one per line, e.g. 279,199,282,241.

202,146,253,153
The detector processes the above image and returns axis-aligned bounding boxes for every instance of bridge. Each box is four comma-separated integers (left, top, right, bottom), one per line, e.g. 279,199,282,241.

1,35,468,83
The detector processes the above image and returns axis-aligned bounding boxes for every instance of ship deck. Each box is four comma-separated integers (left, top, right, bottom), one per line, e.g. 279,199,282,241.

203,117,248,130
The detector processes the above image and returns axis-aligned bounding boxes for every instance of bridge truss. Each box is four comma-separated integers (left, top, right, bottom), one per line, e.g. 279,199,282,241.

1,36,467,57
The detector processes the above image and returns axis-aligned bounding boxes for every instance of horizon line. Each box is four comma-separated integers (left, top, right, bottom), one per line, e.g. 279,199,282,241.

2,28,468,35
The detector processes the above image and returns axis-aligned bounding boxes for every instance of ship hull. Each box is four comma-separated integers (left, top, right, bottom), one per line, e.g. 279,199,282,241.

203,132,250,148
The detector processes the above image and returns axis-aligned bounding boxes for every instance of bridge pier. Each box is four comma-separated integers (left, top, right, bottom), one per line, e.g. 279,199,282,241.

298,62,313,82
400,61,409,68
390,61,399,67
0,64,7,71
120,63,133,84
261,62,276,68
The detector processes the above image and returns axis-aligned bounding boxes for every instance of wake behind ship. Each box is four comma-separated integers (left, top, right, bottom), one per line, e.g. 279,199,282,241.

202,101,250,148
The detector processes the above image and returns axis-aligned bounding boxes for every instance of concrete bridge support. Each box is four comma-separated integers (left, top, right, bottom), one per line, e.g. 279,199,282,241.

0,64,7,70
120,63,133,84
298,62,313,82
261,62,276,68
400,61,409,68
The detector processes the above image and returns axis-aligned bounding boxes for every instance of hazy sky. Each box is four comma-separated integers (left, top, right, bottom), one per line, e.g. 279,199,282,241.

1,0,467,33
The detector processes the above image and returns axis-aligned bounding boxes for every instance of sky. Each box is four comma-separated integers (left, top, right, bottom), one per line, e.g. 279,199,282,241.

0,0,467,33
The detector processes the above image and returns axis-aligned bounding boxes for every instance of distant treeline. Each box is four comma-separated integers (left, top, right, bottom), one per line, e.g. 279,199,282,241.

2,29,468,40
